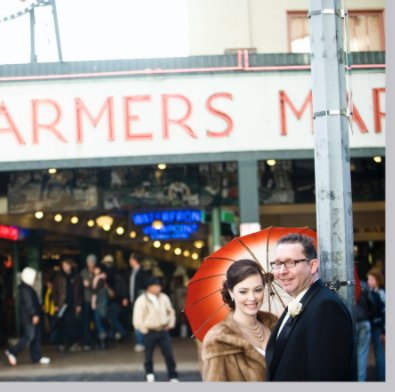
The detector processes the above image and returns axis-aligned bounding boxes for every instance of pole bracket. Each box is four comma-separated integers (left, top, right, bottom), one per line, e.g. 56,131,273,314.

308,9,347,18
313,109,350,119
325,279,355,291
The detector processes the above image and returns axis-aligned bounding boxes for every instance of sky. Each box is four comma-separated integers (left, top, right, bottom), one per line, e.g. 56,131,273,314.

0,0,188,64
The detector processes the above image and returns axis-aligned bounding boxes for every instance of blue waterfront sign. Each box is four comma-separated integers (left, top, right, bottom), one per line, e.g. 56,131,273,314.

131,209,202,240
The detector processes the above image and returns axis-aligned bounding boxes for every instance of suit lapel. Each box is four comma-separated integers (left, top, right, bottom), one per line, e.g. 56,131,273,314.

267,279,324,379
266,309,287,379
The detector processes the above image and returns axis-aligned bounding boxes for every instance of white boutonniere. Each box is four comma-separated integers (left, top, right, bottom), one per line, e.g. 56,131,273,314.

287,300,303,318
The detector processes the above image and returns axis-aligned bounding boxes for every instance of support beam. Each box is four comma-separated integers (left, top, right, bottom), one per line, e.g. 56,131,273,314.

238,160,261,235
29,8,37,63
51,0,63,62
210,207,221,252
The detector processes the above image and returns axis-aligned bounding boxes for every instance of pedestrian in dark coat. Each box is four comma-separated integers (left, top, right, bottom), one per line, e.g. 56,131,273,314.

52,259,83,351
101,254,128,341
5,267,50,366
128,252,151,352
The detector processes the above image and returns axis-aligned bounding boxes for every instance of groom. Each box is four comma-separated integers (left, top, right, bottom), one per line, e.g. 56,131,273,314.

265,233,356,381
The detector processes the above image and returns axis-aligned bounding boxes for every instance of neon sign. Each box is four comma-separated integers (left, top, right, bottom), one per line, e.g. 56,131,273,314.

0,224,19,241
143,224,199,240
132,209,202,240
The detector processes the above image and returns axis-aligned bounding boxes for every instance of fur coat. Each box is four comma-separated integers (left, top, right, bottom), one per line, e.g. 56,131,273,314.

202,311,278,381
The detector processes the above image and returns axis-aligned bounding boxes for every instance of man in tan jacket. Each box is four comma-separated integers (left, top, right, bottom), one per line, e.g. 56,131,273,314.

133,277,179,382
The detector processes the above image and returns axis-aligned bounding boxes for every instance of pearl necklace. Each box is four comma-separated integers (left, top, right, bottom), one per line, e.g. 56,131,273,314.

233,317,266,346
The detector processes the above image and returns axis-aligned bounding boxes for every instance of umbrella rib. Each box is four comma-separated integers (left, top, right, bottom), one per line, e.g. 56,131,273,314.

190,303,228,339
268,282,288,308
234,237,266,272
183,288,222,312
266,226,274,313
204,256,237,262
266,226,273,271
188,273,226,285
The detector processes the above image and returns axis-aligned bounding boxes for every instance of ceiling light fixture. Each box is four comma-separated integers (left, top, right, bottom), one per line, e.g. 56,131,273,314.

35,211,44,219
116,226,125,235
96,215,114,228
152,220,164,230
174,248,182,255
193,240,204,249
373,156,382,163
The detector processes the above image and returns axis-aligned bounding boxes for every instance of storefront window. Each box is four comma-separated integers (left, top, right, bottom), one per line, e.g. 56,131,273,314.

259,157,385,204
288,10,385,53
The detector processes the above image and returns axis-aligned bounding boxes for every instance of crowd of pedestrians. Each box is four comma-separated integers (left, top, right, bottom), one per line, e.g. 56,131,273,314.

40,253,157,353
5,252,186,382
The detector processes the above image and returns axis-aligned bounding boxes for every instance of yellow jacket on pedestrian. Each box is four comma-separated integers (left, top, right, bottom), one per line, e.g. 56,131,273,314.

44,287,56,316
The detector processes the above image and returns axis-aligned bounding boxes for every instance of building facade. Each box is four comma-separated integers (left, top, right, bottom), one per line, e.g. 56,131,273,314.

0,0,385,337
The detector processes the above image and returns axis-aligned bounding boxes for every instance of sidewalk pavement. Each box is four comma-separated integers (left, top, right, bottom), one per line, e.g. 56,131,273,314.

0,337,202,381
0,337,380,382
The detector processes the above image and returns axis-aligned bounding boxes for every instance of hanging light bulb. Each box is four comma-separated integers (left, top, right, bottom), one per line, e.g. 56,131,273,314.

54,213,63,222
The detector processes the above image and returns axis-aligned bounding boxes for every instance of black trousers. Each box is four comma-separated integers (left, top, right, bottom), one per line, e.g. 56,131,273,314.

58,307,77,346
143,330,178,379
81,301,95,346
9,323,42,363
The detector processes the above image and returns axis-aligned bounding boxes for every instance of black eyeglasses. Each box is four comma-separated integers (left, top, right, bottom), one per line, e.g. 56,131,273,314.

269,259,311,270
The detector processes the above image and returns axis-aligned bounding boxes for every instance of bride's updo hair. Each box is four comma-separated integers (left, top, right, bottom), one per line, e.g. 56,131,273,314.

221,259,268,311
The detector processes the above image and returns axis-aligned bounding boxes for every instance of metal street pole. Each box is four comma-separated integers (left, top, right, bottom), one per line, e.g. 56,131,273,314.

51,0,63,62
308,0,355,312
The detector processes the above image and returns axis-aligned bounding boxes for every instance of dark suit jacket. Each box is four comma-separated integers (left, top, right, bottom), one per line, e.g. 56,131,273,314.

265,279,355,381
130,268,150,303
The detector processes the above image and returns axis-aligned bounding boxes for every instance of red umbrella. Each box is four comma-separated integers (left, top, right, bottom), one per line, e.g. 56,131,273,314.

184,226,317,341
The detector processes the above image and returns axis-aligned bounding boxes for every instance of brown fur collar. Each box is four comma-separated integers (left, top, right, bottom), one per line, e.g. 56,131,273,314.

202,311,278,361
